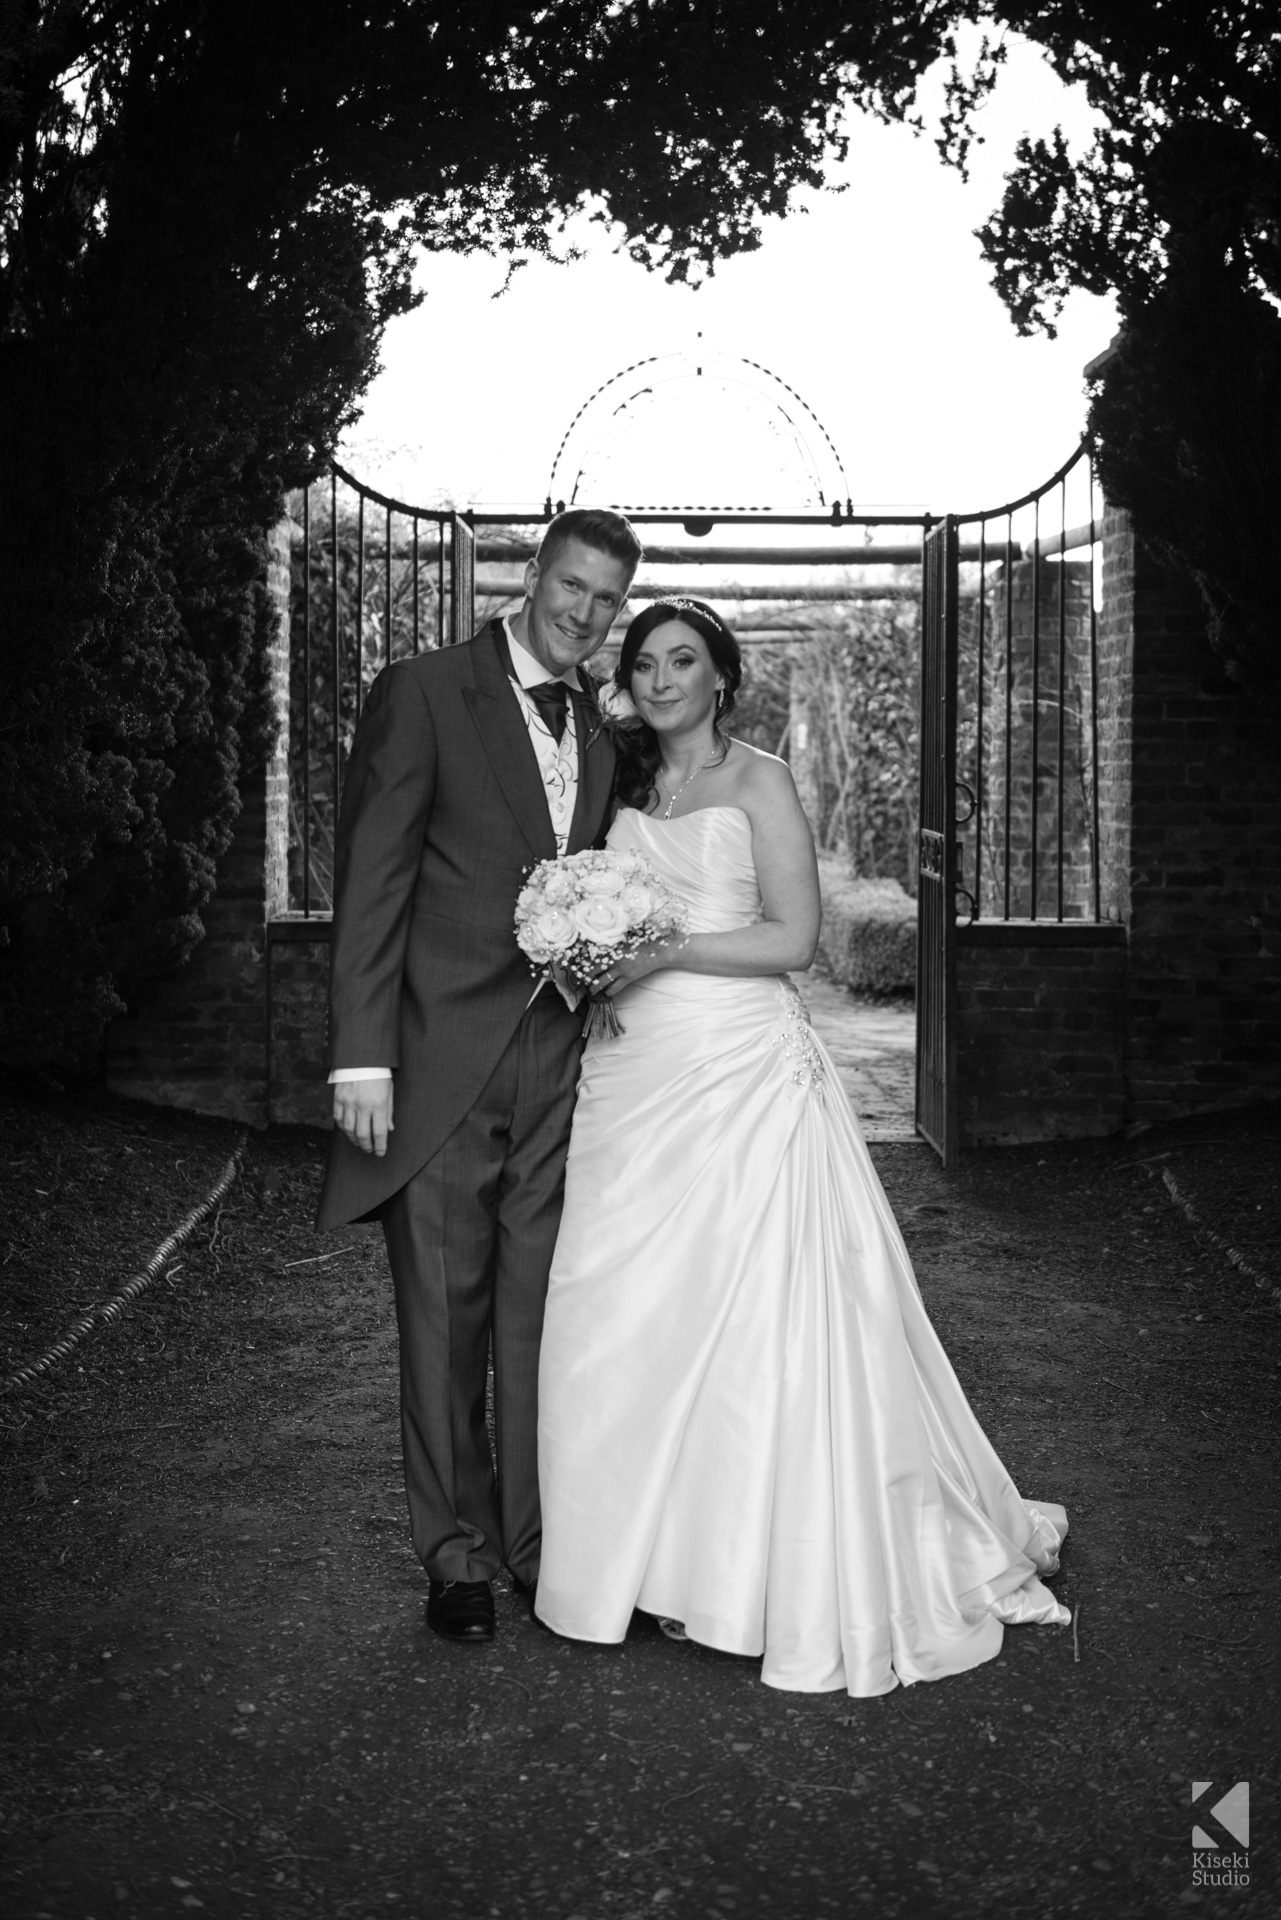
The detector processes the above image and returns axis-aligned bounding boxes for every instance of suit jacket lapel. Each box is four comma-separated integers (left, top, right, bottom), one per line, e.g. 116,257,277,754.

462,622,558,864
567,671,616,853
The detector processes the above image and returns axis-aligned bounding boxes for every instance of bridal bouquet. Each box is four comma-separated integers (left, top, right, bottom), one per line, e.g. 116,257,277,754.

515,848,688,1041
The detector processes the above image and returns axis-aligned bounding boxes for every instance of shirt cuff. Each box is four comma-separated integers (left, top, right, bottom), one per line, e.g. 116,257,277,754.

328,1068,393,1083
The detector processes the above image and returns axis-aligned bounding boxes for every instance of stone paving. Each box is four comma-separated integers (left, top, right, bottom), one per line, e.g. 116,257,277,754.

798,972,917,1142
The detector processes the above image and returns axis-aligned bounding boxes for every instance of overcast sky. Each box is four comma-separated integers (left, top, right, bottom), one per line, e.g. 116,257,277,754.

342,33,1115,519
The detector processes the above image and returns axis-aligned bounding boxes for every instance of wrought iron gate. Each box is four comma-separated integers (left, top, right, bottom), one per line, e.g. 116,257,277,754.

290,449,1107,1168
915,517,959,1166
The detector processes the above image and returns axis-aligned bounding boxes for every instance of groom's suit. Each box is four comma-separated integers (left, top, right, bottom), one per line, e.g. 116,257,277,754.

319,618,615,1583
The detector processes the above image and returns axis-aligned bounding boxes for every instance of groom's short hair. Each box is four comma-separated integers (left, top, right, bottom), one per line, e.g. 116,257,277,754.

535,508,643,582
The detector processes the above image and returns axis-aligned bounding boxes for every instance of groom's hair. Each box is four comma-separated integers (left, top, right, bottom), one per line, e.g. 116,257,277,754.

535,508,643,581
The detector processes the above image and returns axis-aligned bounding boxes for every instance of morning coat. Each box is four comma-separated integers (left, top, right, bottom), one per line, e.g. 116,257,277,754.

316,619,616,1230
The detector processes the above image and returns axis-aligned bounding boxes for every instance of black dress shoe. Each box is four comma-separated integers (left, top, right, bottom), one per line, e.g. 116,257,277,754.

509,1569,538,1609
427,1578,495,1642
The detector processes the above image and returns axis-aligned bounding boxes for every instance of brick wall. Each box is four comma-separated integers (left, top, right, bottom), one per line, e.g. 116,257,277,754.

956,923,1127,1145
1103,514,1281,1123
268,920,332,1126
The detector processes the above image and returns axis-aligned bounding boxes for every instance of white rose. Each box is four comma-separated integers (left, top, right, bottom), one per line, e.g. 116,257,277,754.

542,869,576,906
619,881,654,921
534,906,577,952
579,864,626,897
571,896,630,944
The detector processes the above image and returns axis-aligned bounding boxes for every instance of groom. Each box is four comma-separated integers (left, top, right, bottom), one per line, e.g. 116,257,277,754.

318,507,642,1642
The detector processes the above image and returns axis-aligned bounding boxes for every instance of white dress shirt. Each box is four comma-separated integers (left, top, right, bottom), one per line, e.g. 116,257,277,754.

331,621,584,1084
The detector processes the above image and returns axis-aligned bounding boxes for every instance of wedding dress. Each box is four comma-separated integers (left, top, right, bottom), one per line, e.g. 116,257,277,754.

535,806,1069,1696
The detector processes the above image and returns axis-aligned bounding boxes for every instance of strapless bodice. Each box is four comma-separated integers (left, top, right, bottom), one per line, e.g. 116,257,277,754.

608,806,761,935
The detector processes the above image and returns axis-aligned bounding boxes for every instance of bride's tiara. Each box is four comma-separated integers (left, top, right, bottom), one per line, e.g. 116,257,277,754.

652,596,725,624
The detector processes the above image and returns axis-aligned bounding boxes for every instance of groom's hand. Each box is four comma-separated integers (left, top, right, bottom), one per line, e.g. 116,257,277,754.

333,1079,395,1156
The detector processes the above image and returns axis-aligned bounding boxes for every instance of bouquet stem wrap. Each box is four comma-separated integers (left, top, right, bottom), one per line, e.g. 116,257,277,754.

514,847,689,1042
584,993,625,1043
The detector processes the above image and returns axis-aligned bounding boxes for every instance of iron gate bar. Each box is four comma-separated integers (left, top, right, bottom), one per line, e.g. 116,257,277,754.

915,516,959,1168
301,483,311,920
1057,476,1067,921
411,517,419,654
329,461,455,519
975,522,986,919
437,520,445,649
469,509,932,529
447,513,475,647
384,505,392,670
355,494,365,721
1088,468,1102,922
951,437,1091,525
1003,513,1014,922
1030,493,1041,920
330,472,340,824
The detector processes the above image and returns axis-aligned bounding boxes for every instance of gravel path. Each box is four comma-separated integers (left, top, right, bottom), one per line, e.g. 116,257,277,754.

1,1081,1278,1919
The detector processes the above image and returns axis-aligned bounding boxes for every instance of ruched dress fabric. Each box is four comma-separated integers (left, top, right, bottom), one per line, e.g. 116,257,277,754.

535,806,1069,1696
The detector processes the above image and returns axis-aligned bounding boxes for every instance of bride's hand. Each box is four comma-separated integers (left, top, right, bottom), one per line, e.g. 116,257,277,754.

591,940,678,997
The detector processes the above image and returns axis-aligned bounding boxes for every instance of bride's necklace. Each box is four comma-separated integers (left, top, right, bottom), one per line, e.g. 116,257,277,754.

658,748,723,821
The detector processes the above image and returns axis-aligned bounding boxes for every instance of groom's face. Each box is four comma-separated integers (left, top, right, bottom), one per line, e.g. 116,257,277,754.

522,538,632,675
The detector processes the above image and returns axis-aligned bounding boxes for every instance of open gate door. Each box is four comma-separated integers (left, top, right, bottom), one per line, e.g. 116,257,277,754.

915,517,960,1166
447,511,475,646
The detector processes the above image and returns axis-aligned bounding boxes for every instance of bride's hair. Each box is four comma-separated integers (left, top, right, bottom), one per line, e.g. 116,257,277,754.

612,598,744,813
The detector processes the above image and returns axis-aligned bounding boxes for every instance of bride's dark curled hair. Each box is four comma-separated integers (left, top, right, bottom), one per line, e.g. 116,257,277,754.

611,598,744,813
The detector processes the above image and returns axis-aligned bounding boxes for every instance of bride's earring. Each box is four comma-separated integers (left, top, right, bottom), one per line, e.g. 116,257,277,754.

715,686,725,713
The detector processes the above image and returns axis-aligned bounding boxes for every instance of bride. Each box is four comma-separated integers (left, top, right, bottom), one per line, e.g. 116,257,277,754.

534,596,1069,1696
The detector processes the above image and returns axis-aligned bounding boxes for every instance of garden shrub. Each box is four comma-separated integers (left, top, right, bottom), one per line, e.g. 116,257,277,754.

816,856,916,996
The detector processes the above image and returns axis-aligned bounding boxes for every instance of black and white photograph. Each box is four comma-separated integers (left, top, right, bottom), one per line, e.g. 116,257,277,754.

2,4,1278,1916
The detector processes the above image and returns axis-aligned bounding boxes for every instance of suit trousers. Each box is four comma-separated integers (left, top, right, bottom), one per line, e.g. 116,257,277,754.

380,987,583,1584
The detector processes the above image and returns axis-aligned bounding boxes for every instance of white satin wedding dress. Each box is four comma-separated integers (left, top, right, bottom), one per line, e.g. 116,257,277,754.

535,806,1069,1696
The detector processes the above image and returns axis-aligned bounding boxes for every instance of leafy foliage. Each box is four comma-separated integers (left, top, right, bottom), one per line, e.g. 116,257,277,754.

791,609,921,889
967,3,1281,707
734,604,920,891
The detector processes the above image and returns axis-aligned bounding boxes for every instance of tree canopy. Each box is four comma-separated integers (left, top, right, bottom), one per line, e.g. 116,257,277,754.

971,2,1280,707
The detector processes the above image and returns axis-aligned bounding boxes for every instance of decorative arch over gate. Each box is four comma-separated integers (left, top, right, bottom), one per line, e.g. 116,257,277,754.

545,348,852,522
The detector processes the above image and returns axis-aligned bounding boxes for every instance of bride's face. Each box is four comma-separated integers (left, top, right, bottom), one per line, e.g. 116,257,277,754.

629,620,722,735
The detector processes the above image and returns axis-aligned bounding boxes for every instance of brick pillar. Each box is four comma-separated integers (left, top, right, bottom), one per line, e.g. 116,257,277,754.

978,558,1095,919
104,518,292,1123
1104,510,1281,1123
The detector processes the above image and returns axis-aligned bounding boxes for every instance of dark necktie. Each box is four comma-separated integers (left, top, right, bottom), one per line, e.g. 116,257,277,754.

526,679,570,744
